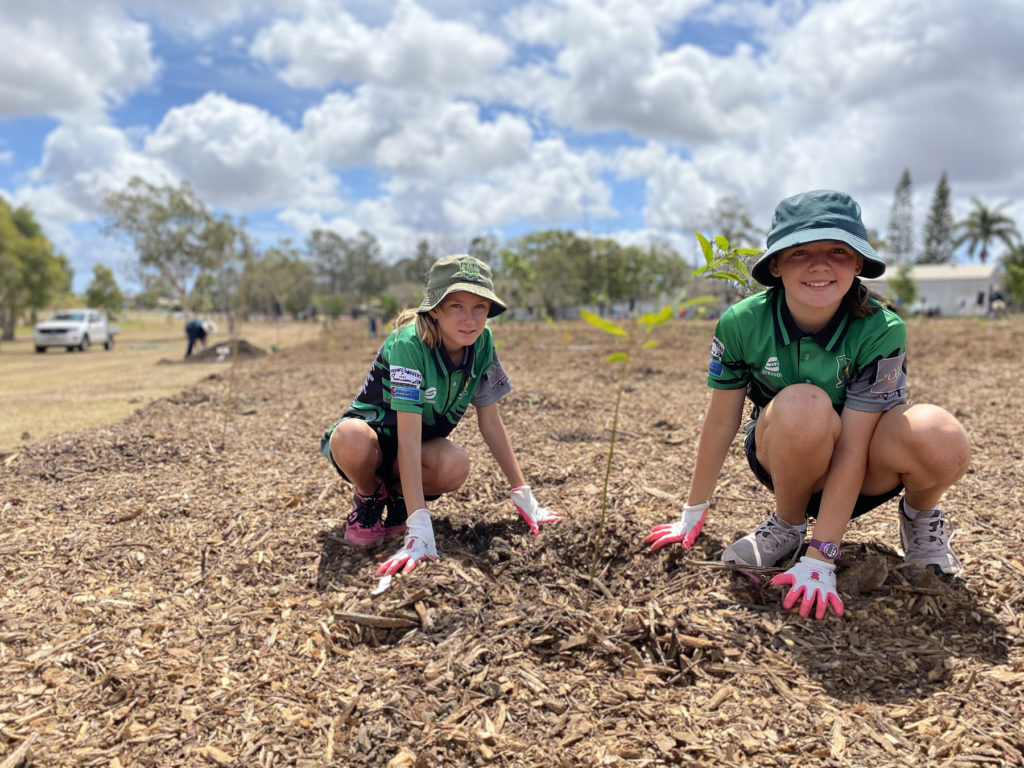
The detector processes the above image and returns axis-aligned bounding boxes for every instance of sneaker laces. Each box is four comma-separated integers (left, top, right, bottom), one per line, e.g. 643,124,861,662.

352,485,388,527
903,509,951,552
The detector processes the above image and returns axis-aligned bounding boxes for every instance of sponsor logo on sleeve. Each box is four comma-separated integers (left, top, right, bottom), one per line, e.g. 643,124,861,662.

870,354,907,399
390,365,423,387
711,337,725,360
391,386,422,403
708,359,723,376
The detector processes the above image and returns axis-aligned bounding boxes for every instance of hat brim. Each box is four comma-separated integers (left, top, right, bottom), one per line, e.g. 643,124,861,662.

751,227,886,287
418,282,507,318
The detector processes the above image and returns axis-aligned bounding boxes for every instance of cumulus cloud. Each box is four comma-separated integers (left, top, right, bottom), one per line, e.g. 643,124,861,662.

251,0,510,94
144,92,337,211
0,0,158,118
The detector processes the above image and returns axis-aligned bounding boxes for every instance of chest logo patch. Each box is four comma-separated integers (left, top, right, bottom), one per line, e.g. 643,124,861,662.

762,356,782,377
835,355,851,388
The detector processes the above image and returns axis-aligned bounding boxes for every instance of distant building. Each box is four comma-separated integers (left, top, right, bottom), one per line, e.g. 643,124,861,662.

867,263,1001,317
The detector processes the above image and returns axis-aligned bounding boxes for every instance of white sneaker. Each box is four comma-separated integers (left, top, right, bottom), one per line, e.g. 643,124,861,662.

722,512,804,568
899,497,961,576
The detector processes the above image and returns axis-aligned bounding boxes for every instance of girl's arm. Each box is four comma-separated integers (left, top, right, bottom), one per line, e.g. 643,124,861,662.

687,387,748,505
475,403,526,488
395,410,428,511
805,407,883,560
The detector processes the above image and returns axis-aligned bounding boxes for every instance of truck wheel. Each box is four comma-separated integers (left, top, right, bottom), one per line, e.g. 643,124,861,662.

104,337,114,350
35,346,46,353
66,346,75,352
79,336,90,352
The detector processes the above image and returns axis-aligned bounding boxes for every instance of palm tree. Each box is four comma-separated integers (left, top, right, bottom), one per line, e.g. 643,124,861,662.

956,198,1021,263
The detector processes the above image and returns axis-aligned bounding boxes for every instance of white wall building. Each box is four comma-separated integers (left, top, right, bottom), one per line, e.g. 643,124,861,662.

866,263,1001,317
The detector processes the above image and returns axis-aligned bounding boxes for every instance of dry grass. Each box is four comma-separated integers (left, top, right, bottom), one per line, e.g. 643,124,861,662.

0,313,328,453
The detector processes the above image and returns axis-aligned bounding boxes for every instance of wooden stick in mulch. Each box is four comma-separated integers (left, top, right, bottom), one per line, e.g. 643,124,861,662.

0,732,38,768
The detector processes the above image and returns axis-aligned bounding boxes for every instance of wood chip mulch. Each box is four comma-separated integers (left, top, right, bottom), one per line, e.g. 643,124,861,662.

1,317,1022,767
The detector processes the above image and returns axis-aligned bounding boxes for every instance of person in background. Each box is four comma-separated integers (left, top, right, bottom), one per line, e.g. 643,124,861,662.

320,254,563,577
185,318,215,357
646,189,969,620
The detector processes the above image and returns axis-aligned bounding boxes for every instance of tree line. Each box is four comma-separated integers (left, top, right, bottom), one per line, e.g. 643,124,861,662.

3,172,1023,343
100,176,696,325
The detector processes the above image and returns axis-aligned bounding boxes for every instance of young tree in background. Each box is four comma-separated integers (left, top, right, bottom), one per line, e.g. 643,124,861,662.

85,264,124,317
710,195,761,249
956,198,1021,264
919,172,955,264
887,169,915,264
104,177,223,316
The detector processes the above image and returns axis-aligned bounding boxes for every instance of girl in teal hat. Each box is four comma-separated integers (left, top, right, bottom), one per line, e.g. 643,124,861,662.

647,190,969,620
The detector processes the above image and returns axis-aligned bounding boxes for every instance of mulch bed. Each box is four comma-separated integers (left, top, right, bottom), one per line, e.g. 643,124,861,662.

1,317,1022,767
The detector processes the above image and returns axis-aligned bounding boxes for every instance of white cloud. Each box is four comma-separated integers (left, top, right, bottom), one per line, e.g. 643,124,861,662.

30,121,172,218
251,0,510,93
144,92,337,211
0,1,158,118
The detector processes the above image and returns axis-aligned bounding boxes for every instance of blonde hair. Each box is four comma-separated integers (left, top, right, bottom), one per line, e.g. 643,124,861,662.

394,308,440,348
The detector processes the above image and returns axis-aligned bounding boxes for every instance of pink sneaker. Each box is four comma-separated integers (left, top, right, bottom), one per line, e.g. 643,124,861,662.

345,486,387,546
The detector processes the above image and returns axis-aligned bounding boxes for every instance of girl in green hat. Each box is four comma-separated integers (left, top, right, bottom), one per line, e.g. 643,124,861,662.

647,190,969,620
320,254,562,577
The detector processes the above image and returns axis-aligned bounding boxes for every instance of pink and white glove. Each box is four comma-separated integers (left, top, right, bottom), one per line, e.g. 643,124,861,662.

770,556,844,620
645,502,709,551
376,508,437,576
511,485,564,536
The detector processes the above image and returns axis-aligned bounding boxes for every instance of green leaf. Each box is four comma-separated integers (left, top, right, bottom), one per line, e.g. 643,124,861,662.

705,271,745,282
695,232,714,264
726,256,750,276
606,352,629,363
714,235,729,251
641,340,657,349
581,308,627,336
679,295,716,308
736,248,764,256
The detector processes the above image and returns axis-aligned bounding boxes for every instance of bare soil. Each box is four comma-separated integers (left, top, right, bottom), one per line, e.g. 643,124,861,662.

1,317,1022,767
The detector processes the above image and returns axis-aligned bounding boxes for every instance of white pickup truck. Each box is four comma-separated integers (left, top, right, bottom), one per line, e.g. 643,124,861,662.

33,309,119,353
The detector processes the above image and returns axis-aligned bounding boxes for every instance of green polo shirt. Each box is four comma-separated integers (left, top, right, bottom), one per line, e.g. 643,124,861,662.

344,323,511,441
707,287,907,418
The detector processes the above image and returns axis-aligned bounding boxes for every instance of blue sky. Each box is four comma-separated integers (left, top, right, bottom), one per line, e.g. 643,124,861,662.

1,0,1023,293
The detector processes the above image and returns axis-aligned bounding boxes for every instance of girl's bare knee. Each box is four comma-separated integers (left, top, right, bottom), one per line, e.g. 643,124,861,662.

766,384,837,443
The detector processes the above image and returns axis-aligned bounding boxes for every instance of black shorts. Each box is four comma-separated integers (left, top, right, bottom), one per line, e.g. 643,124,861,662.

320,415,398,485
743,423,902,519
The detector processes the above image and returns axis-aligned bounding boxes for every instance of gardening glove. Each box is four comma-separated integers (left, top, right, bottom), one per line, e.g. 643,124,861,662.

770,556,845,620
511,485,564,536
646,502,709,551
376,509,437,576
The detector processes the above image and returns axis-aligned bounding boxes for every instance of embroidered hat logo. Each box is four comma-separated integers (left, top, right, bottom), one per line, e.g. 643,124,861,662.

459,257,481,279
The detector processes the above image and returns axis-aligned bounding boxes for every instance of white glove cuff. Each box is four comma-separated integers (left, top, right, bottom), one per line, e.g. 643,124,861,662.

683,501,710,514
797,555,836,573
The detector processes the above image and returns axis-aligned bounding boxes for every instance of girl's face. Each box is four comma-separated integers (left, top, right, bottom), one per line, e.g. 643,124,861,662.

429,290,491,353
770,240,863,314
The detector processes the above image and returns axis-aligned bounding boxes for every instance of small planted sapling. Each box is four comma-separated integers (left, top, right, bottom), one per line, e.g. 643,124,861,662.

580,233,761,607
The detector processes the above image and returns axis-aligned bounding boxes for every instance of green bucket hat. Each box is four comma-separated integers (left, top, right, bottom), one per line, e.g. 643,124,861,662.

751,189,886,287
418,254,507,318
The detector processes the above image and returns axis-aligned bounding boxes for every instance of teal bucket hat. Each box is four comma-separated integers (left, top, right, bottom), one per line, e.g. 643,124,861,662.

417,254,507,318
751,189,886,287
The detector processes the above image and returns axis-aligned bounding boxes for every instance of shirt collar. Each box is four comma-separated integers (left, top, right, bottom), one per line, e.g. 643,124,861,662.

771,288,851,352
435,339,475,374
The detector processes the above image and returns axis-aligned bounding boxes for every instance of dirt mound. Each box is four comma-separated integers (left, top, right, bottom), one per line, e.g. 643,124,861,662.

158,338,269,364
1,319,1022,767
